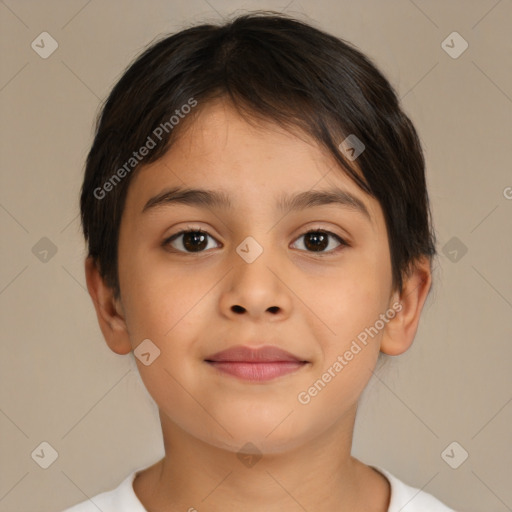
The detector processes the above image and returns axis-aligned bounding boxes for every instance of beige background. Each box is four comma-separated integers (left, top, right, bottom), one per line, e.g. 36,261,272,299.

1,1,511,511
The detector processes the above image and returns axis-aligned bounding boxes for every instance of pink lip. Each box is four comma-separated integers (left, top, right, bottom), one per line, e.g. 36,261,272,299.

205,345,308,382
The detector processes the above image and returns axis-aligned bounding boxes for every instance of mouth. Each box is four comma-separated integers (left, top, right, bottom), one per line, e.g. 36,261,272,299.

205,345,309,382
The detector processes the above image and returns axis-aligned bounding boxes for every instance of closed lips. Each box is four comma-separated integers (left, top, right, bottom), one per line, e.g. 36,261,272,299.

205,345,307,363
205,345,308,382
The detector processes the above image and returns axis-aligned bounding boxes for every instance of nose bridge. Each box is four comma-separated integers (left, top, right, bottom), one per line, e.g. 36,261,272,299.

224,232,289,317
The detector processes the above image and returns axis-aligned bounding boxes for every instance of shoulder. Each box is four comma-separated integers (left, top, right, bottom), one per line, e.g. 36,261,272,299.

59,468,148,512
371,466,457,512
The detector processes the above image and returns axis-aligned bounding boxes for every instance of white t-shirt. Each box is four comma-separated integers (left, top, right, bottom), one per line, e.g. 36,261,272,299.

61,464,456,511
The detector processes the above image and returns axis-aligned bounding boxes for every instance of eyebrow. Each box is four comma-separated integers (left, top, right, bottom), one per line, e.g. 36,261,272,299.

142,186,371,221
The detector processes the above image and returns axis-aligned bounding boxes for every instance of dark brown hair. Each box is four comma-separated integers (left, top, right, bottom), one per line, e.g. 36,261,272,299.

80,11,436,300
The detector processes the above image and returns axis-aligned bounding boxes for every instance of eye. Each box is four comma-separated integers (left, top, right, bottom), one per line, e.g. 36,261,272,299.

291,229,348,254
162,228,348,255
162,229,221,253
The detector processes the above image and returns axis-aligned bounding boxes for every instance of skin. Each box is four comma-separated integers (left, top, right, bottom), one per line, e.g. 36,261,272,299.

85,97,431,512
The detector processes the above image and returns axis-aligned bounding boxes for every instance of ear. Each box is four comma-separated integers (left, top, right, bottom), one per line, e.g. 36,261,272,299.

84,256,132,355
380,256,432,356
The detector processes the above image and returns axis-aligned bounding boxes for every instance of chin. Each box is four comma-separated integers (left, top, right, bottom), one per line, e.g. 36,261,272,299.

198,417,311,456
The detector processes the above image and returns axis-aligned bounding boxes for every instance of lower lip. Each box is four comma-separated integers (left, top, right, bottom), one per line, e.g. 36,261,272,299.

206,361,306,381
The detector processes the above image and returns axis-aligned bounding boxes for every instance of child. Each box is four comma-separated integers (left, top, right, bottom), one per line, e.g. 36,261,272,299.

63,11,456,512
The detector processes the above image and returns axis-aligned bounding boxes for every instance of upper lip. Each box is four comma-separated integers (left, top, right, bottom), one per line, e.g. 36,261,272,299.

205,345,305,363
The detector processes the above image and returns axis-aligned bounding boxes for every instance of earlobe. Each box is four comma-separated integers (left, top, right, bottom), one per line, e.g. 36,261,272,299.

380,257,432,356
84,256,132,355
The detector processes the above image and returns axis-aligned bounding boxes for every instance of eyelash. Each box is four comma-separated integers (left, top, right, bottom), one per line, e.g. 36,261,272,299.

162,228,349,256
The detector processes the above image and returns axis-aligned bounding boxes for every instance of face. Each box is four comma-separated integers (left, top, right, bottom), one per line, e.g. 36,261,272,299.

114,98,397,454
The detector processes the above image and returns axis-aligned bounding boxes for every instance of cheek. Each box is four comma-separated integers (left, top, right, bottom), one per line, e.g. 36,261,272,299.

295,350,377,432
317,260,390,341
118,244,197,338
123,280,203,351
121,272,210,429
307,256,390,405
298,278,387,415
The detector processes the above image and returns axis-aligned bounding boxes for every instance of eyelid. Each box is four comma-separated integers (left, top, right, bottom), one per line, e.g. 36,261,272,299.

296,224,350,243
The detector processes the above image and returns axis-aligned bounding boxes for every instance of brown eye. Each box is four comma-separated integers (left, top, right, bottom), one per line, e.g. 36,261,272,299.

163,229,219,253
292,230,347,254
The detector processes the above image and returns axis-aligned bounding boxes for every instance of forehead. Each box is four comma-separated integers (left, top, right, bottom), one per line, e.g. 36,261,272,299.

123,98,381,225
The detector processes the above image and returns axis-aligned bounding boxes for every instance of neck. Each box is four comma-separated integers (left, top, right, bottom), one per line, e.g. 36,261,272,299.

133,408,390,512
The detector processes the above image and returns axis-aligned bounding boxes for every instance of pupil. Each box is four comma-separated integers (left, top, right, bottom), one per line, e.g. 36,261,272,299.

184,232,207,252
305,232,327,251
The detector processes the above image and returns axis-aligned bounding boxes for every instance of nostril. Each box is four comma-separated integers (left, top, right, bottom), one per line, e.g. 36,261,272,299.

230,305,280,314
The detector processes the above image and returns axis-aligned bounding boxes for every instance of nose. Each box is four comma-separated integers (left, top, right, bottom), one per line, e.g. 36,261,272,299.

220,245,292,321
